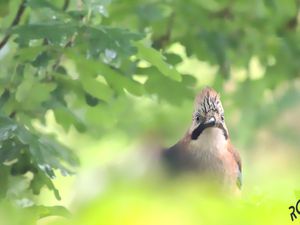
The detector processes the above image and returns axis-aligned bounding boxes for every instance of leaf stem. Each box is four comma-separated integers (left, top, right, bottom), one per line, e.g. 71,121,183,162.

0,0,26,50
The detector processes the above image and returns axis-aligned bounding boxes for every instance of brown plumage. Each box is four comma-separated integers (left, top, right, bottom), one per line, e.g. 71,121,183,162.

163,87,242,190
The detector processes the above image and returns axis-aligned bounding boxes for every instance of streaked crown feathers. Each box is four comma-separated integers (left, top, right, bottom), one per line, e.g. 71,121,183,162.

194,87,224,118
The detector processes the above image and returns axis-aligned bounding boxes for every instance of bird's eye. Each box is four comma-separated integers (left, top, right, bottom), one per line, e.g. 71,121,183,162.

195,115,200,122
221,114,224,121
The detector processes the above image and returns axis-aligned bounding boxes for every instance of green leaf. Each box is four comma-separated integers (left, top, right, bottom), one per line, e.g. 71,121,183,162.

76,25,143,59
0,115,18,142
143,67,193,104
83,0,111,17
53,107,86,132
10,152,33,176
12,23,77,46
28,136,78,178
0,0,9,17
135,42,182,81
15,74,56,110
80,76,113,102
68,52,144,96
0,165,9,198
16,46,48,62
0,141,20,163
85,93,100,106
137,3,172,22
30,169,61,200
26,0,61,11
97,63,144,96
85,105,115,129
0,89,9,109
39,136,79,169
0,114,78,200
165,53,183,65
27,205,71,219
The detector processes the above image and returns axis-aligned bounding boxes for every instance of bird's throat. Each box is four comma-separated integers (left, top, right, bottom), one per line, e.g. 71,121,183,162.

191,122,228,140
191,122,215,140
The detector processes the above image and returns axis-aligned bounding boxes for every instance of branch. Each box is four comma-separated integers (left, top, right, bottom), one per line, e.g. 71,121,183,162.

285,0,300,30
211,7,234,20
62,0,70,11
51,34,77,72
153,12,175,49
51,0,80,71
0,0,26,50
42,0,73,74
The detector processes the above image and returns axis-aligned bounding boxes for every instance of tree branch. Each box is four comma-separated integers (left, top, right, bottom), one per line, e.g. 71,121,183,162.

51,34,77,72
62,0,70,11
153,12,175,49
0,0,26,50
285,0,300,30
51,0,81,71
211,7,234,20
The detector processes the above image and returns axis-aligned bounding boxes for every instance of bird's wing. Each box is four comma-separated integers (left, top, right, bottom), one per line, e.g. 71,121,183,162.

228,142,242,189
162,142,184,172
162,139,197,172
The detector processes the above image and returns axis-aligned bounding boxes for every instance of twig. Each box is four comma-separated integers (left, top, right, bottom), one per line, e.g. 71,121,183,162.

51,0,80,71
0,0,26,50
153,12,175,49
52,34,77,71
285,0,300,30
43,0,74,75
62,0,70,11
211,7,234,20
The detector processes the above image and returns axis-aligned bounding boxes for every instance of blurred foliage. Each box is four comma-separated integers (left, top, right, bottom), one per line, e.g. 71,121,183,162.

0,0,300,224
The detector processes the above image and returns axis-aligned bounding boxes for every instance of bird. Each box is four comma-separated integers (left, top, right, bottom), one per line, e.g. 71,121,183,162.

162,87,242,191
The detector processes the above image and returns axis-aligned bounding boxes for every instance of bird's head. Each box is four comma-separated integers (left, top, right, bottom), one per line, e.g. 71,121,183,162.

190,87,228,140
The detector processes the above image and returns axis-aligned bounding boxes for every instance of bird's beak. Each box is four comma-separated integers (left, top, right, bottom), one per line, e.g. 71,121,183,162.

191,117,216,140
204,117,216,126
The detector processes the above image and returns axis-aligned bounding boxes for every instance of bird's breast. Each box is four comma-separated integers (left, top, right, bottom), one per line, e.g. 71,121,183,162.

189,127,227,155
187,127,234,178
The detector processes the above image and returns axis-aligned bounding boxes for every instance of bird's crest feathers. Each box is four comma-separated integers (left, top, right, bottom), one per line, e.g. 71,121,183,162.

194,87,223,117
195,87,219,106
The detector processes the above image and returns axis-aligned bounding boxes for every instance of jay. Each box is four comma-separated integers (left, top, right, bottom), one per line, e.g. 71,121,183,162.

163,87,242,191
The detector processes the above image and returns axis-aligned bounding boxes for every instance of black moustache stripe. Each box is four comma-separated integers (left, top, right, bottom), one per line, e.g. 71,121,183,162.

191,122,228,140
191,121,215,140
221,126,228,140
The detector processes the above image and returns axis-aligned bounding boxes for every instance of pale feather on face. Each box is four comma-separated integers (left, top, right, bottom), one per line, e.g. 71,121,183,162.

190,87,228,139
189,127,227,154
